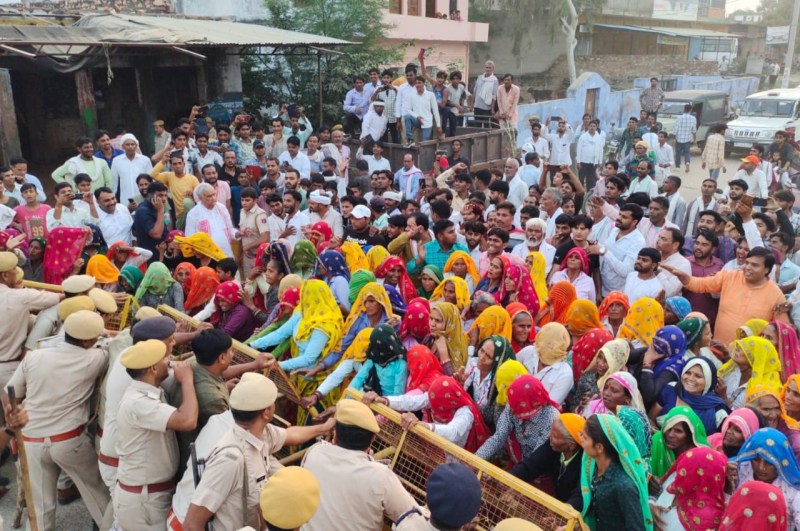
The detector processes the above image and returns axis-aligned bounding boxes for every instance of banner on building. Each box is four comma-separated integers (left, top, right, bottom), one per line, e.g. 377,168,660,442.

653,0,698,21
766,26,790,45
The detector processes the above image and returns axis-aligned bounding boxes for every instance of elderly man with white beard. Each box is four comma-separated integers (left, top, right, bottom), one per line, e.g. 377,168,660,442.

185,183,236,257
111,134,153,205
510,217,556,275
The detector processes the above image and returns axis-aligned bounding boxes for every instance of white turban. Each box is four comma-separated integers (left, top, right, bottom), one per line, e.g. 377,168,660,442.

120,133,139,145
309,190,332,206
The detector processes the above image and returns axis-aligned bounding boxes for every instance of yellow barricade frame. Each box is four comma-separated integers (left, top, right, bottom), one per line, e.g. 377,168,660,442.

157,305,304,405
344,388,586,531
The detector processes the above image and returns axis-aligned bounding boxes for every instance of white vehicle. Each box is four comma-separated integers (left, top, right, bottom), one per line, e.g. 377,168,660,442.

725,88,800,150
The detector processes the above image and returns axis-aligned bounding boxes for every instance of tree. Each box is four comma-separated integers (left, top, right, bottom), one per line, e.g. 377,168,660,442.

472,0,606,83
242,0,403,126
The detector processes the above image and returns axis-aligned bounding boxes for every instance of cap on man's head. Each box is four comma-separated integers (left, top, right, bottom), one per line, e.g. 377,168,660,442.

426,463,482,528
260,467,320,529
132,316,177,342
334,398,379,433
741,155,760,165
119,339,167,369
153,120,165,126
253,139,265,148
88,288,117,314
351,205,372,220
309,190,332,206
369,196,386,209
64,310,105,341
58,296,95,321
62,274,96,294
383,191,402,202
134,306,161,321
0,252,17,273
229,372,278,411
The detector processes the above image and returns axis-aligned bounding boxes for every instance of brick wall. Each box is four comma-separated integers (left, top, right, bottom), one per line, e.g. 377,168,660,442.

574,55,721,88
2,0,172,14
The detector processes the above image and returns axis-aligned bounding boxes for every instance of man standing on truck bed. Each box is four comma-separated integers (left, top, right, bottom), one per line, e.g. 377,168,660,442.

639,77,665,119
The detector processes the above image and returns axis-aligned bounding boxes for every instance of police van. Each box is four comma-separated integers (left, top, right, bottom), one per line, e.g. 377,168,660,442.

725,88,800,151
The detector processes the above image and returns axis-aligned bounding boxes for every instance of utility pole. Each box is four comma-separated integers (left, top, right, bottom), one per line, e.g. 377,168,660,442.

782,0,800,88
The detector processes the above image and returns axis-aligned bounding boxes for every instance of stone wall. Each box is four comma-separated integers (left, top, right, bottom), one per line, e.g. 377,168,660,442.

573,55,721,88
1,0,172,14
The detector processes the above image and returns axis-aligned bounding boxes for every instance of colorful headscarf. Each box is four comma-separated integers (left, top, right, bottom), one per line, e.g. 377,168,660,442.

276,286,301,320
507,375,560,420
119,265,144,293
290,240,317,279
527,251,548,304
662,357,730,435
536,280,576,326
587,372,645,415
419,265,443,297
363,323,406,395
374,256,416,302
506,302,536,351
564,300,603,339
316,249,350,281
164,229,185,244
340,240,369,273
211,280,242,325
174,232,226,261
268,241,293,275
444,250,480,286
596,339,631,392
650,405,709,479
255,242,271,268
737,318,769,339
720,336,783,392
309,221,333,254
597,290,630,320
617,406,653,469
558,412,586,443
745,384,800,430
342,282,394,336
340,327,373,364
708,407,760,453
731,427,800,487
495,359,529,406
406,345,444,393
348,269,376,305
652,325,688,378
399,298,431,341
495,264,540,315
296,279,344,354
580,414,653,531
431,277,470,312
184,266,220,313
134,262,175,300
534,322,570,366
366,245,390,272
384,285,407,316
84,224,107,252
105,241,139,265
666,447,727,531
676,317,707,351
665,296,692,321
173,262,196,294
468,306,512,344
720,481,788,531
86,254,119,284
431,302,468,369
428,376,491,453
571,329,613,383
563,246,590,275
278,274,302,300
769,321,800,380
618,297,664,346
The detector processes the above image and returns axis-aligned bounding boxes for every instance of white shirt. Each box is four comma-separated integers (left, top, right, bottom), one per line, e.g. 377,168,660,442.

731,168,769,199
520,136,550,161
2,182,22,204
195,150,223,175
45,204,99,230
653,142,674,167
394,82,417,118
657,252,692,298
515,346,573,405
683,197,716,236
360,106,388,142
405,90,441,128
267,213,285,242
98,204,134,245
600,228,646,296
546,130,573,165
185,201,235,257
627,175,658,198
551,270,596,301
510,240,556,275
357,153,392,175
623,272,663,304
111,153,153,206
638,217,678,247
507,174,528,207
386,393,473,448
308,207,344,239
283,210,311,247
576,132,604,165
543,207,564,239
277,150,311,180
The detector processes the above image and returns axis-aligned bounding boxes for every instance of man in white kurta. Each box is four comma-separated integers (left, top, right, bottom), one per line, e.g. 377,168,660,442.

111,134,153,205
185,183,236,258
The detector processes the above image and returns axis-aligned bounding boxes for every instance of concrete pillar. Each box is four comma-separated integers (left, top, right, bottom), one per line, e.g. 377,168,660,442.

208,47,242,102
0,69,21,164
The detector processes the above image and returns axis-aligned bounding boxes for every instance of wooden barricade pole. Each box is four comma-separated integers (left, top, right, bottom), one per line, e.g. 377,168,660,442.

7,386,37,531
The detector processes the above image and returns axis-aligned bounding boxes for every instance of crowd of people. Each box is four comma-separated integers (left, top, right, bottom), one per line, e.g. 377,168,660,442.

0,59,799,530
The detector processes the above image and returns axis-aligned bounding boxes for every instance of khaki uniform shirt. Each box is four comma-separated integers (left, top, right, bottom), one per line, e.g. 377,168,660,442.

301,441,419,531
24,303,60,351
239,205,269,260
8,342,108,438
0,285,59,360
190,423,287,530
116,380,178,485
97,330,132,434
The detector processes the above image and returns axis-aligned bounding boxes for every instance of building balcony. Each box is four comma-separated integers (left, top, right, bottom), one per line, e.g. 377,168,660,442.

384,12,489,42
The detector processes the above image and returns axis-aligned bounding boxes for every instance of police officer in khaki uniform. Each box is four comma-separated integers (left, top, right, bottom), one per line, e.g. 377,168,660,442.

182,373,334,531
260,466,321,531
7,310,111,529
24,274,94,352
301,399,420,531
115,339,198,530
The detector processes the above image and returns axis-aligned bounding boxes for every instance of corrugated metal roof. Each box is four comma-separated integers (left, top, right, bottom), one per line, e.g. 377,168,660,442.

594,23,737,38
0,13,352,47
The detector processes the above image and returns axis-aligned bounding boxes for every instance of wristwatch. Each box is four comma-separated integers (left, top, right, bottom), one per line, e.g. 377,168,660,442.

598,245,607,256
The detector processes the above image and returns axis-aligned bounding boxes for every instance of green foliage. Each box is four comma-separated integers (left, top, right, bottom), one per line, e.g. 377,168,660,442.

241,0,403,125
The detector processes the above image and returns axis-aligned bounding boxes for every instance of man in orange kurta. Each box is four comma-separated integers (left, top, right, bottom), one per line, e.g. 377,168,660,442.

494,74,520,129
664,247,788,344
